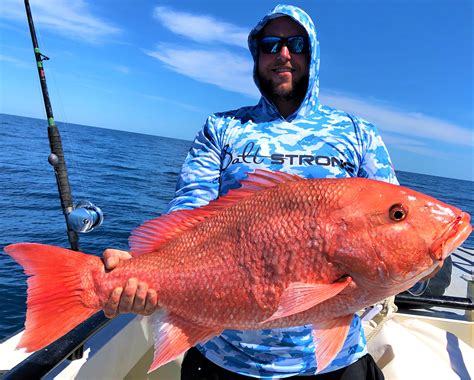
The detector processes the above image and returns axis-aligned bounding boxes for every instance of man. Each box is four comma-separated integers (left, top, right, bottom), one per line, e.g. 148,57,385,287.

103,4,396,379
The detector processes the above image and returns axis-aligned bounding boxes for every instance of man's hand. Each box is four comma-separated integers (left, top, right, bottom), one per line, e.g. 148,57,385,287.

102,249,158,318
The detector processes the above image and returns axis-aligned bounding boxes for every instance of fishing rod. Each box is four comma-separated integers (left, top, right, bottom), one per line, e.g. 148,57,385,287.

24,0,103,250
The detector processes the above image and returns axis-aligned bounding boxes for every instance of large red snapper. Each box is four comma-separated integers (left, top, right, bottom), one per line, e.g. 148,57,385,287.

4,170,472,373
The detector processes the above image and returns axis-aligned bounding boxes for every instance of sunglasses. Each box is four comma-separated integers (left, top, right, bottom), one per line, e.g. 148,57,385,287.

258,36,309,54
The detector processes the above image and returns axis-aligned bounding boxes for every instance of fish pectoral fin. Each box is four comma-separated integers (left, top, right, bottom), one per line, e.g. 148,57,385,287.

260,277,352,323
148,310,220,373
312,314,354,373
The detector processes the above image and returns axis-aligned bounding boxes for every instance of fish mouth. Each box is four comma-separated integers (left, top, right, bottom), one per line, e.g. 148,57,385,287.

430,212,472,261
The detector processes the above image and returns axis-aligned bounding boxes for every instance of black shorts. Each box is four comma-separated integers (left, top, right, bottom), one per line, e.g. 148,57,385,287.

181,347,385,380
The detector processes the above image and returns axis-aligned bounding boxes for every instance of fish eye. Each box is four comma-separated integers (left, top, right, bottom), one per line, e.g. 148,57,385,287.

389,204,408,221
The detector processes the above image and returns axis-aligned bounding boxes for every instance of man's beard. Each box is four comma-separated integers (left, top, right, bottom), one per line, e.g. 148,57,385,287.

258,74,309,104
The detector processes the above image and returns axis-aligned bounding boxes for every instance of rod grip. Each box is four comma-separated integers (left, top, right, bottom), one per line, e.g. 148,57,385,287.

48,125,73,208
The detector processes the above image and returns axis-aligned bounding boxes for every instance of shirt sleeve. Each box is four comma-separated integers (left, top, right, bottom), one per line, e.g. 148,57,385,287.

166,115,223,213
354,116,399,185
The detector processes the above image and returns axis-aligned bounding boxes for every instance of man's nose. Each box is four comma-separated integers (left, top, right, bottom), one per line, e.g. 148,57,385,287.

277,45,291,61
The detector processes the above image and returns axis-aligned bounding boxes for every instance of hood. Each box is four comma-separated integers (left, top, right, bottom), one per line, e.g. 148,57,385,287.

248,4,320,120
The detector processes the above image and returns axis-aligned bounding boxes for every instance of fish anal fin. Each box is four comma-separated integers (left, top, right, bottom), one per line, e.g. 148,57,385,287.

130,170,302,255
313,314,354,373
148,311,220,373
261,277,352,323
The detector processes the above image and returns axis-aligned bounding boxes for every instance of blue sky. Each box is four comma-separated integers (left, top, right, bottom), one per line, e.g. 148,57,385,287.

0,0,472,180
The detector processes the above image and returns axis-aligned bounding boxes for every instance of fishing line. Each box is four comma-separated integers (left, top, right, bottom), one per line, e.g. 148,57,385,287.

34,19,87,196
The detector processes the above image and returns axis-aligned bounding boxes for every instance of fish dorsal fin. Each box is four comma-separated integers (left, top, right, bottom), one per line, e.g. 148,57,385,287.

129,170,302,255
129,209,209,255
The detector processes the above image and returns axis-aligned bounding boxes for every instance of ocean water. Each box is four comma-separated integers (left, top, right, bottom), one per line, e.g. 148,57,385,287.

0,113,472,341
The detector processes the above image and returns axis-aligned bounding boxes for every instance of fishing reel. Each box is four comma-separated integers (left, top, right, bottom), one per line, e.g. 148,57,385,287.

67,200,104,233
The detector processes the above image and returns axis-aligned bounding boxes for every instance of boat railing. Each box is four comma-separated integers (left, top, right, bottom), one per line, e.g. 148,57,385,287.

395,294,474,311
0,313,110,380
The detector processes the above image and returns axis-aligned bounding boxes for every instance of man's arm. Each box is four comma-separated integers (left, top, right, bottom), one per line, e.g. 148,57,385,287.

354,116,398,184
166,115,223,213
102,116,223,317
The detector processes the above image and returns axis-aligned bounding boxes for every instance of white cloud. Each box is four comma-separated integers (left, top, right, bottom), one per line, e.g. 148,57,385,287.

0,0,120,43
146,44,259,98
0,54,28,68
135,92,202,113
381,134,450,158
147,5,255,97
114,65,130,74
153,6,248,49
321,92,473,148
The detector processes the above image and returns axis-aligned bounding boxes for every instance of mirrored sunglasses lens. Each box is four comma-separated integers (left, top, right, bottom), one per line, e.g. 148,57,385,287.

287,37,306,53
260,37,282,54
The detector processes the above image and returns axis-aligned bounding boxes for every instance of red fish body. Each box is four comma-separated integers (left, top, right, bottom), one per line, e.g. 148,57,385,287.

5,170,472,372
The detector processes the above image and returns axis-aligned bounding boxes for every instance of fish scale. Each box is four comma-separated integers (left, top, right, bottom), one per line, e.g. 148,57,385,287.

4,170,471,373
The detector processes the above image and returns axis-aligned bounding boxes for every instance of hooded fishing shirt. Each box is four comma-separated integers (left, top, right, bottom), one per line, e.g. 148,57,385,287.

166,4,398,378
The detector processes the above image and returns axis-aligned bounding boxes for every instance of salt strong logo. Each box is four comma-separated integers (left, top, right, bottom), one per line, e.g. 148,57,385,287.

222,142,355,174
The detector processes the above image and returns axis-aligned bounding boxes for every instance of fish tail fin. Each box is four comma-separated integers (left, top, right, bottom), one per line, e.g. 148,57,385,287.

4,243,102,352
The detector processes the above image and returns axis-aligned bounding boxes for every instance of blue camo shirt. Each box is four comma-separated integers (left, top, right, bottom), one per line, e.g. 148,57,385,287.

165,4,398,378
